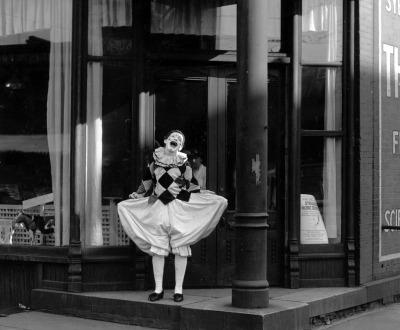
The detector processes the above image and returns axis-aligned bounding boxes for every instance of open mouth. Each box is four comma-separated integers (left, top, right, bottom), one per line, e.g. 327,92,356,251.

170,141,178,147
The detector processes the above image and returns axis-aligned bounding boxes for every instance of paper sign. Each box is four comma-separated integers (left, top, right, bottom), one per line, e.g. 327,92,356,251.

300,194,329,244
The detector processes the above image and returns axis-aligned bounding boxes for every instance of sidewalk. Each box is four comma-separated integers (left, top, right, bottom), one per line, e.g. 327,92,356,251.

29,286,365,329
7,275,400,330
0,309,153,330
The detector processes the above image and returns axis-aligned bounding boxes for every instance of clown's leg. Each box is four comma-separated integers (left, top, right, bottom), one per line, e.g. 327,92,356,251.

174,254,187,295
148,255,165,302
152,255,165,294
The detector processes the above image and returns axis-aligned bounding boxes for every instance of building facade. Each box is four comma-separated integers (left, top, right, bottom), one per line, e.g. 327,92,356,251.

0,0,396,309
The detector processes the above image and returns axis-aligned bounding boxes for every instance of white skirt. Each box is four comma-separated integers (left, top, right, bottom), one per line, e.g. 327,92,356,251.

118,192,228,256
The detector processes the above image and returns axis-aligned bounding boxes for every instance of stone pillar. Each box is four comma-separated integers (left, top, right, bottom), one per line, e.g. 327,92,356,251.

232,0,269,308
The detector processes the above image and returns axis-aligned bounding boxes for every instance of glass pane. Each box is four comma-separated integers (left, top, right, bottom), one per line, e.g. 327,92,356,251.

301,67,342,130
302,0,343,62
301,136,342,244
226,81,236,210
0,1,72,246
88,0,133,56
150,0,281,52
101,62,133,246
155,79,208,164
86,0,134,246
102,63,132,199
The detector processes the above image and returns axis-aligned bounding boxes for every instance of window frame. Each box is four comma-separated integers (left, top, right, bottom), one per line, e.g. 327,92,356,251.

299,1,346,247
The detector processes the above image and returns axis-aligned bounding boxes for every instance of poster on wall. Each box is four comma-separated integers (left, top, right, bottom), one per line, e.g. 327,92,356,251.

300,194,329,244
378,0,400,261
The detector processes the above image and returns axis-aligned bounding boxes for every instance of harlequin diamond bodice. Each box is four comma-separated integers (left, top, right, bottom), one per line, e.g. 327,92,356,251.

154,165,191,204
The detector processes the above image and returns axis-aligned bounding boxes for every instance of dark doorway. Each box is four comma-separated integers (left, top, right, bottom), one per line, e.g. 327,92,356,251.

151,65,285,287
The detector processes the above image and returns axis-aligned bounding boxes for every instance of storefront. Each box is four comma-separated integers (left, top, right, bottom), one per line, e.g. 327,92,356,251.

0,0,393,310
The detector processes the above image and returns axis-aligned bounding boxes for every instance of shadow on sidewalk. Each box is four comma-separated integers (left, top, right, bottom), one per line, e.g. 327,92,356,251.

0,304,30,317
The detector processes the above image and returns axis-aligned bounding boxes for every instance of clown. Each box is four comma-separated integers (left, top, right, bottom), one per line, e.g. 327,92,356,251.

118,130,227,302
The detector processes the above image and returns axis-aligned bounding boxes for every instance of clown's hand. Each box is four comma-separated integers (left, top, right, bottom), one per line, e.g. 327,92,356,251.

201,189,216,195
129,192,143,199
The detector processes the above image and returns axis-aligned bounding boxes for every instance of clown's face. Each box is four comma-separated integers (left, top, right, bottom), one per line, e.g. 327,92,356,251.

164,132,184,155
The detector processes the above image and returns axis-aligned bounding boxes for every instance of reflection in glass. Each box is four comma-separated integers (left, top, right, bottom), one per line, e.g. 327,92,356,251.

88,0,133,56
302,0,343,62
301,136,342,243
87,0,133,246
102,63,132,199
155,79,208,165
0,0,72,246
301,67,342,130
150,0,281,52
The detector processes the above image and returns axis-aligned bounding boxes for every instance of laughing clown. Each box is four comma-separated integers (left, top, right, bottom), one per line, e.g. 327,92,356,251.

118,130,228,302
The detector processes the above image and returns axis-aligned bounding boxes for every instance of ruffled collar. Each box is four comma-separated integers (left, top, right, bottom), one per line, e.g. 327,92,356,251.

153,147,188,167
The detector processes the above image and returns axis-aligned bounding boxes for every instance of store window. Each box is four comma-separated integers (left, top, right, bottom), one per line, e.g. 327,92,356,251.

300,0,343,244
86,0,133,246
0,0,72,246
302,0,343,63
149,0,282,52
154,78,208,162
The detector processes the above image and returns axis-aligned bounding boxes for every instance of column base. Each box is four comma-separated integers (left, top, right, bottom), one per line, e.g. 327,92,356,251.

232,287,269,308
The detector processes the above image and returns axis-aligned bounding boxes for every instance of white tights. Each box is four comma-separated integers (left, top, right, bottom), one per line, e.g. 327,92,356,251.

174,254,187,294
152,255,165,294
152,254,188,294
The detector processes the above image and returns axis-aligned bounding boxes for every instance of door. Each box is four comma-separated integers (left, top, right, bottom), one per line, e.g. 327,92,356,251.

151,65,285,288
214,69,286,287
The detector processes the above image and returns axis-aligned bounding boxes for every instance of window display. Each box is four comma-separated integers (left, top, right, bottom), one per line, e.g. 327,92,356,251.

300,0,343,244
300,67,343,243
86,0,133,246
0,0,72,246
302,0,343,63
301,136,342,243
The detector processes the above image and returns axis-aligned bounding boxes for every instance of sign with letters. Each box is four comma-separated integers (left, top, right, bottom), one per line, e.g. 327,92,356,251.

378,0,400,260
300,194,329,244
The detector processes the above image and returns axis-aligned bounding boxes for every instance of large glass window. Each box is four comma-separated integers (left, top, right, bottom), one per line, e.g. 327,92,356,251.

0,0,72,246
300,0,343,244
86,0,133,246
154,78,208,160
302,0,343,63
149,0,282,53
301,67,342,130
300,136,342,243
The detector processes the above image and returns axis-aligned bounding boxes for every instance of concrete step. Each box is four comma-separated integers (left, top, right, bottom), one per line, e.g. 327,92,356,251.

31,288,310,329
31,286,371,330
32,289,183,329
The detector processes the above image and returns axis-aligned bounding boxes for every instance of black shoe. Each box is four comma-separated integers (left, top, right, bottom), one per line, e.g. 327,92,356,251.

173,293,184,302
148,291,164,302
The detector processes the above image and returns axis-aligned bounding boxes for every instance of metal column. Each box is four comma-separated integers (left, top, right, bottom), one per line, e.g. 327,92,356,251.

232,0,269,308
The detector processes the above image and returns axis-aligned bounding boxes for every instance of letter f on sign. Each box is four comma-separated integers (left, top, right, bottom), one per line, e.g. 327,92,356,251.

393,131,399,154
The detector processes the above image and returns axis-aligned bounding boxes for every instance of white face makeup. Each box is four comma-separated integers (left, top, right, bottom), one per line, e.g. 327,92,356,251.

164,132,184,154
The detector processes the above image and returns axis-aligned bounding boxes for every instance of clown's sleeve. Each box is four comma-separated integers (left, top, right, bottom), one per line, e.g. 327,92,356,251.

129,163,154,198
183,164,201,192
183,164,192,182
